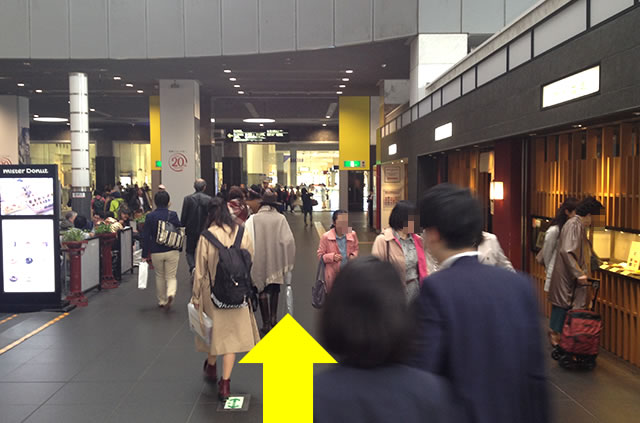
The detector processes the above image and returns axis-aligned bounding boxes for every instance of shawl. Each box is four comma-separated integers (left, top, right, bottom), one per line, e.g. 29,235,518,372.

245,206,296,291
228,199,249,225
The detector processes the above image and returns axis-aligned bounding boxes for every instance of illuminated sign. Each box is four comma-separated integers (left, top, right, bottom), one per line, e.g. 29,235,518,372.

388,144,397,155
435,122,453,141
542,66,600,108
227,129,289,142
344,161,366,168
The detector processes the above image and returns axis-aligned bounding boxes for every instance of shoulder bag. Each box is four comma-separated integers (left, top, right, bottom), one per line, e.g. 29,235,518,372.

312,259,327,309
156,209,185,250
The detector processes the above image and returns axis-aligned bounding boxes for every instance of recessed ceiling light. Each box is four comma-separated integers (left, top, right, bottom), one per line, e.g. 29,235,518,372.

66,122,70,126
259,123,264,127
633,112,640,116
229,77,237,81
137,90,144,94
572,124,582,128
234,84,240,88
210,118,216,123
345,70,354,74
381,63,387,68
113,76,121,80
243,118,275,123
35,89,43,93
224,69,232,73
336,91,343,95
125,83,133,87
342,78,349,82
17,83,25,87
34,117,68,123
339,85,346,88
33,114,39,118
322,123,327,127
238,91,245,95
90,108,95,112
325,115,331,119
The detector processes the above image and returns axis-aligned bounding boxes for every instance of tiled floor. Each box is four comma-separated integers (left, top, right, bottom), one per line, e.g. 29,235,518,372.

0,211,639,422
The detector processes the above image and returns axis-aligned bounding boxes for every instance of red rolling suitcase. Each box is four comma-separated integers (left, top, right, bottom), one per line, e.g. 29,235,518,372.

553,279,602,370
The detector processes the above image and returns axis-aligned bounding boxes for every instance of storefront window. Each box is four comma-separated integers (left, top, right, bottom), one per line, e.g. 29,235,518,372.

113,142,151,187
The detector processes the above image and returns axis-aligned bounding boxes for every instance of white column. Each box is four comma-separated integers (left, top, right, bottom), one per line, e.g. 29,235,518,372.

410,34,468,106
159,80,201,214
69,73,91,216
0,96,30,165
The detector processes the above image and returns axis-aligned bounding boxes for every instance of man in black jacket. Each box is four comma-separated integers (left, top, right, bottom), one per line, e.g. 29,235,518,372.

180,179,211,274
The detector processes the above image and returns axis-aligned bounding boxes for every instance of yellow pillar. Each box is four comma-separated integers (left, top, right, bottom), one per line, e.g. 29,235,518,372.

149,96,161,171
339,96,370,170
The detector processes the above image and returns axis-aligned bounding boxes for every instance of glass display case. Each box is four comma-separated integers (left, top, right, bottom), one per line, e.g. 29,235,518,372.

592,227,640,279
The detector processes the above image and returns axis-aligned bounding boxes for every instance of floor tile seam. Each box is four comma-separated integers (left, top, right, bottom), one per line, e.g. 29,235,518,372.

185,381,207,423
549,380,602,421
17,382,67,423
109,319,190,416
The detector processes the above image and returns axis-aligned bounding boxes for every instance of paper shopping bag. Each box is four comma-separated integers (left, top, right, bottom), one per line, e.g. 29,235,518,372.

138,261,148,289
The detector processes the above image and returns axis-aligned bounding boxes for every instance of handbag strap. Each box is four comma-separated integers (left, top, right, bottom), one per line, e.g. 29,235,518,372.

316,258,326,280
386,240,390,261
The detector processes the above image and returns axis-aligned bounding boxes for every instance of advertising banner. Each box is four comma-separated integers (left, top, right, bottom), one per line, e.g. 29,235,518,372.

0,164,62,311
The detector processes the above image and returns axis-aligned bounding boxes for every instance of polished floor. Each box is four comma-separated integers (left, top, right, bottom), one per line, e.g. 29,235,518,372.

0,211,639,423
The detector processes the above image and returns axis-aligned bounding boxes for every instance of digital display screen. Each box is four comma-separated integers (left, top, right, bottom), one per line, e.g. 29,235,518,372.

228,129,289,142
0,177,54,216
2,219,56,293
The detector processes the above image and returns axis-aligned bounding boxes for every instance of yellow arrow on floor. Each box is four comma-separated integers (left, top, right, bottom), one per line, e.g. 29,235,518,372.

240,314,336,422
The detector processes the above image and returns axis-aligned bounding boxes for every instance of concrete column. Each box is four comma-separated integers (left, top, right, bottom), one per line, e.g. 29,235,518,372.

0,96,30,165
69,73,91,217
409,34,468,106
200,94,215,197
159,80,200,214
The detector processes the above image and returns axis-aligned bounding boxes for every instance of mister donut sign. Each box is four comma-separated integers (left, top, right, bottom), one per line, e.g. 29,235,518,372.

169,152,188,173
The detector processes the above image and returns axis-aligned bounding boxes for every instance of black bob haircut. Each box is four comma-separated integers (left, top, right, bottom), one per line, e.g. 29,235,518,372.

388,200,417,231
419,183,483,250
576,196,604,217
320,256,414,368
154,190,170,208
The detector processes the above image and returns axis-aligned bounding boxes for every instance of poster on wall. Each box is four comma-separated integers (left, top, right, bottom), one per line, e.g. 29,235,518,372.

0,164,61,311
380,164,405,229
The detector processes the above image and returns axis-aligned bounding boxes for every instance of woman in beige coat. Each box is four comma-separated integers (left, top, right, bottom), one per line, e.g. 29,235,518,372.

191,197,260,401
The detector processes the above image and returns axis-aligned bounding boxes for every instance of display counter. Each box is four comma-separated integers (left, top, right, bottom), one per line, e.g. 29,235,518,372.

119,227,133,276
80,237,100,292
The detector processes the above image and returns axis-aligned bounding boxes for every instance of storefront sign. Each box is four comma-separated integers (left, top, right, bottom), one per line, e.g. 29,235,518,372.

542,65,600,108
0,164,62,310
435,122,453,141
388,144,397,155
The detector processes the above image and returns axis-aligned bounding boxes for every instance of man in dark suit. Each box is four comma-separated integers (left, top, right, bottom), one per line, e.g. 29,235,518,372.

180,179,211,274
411,183,549,423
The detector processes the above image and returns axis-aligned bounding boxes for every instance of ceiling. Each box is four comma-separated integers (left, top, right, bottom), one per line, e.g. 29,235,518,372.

0,38,411,127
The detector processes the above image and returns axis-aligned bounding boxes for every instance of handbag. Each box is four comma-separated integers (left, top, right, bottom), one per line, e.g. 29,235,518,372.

312,259,327,309
156,209,185,250
311,199,319,207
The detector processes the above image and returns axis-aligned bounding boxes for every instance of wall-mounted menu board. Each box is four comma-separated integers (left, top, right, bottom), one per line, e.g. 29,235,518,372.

0,165,62,311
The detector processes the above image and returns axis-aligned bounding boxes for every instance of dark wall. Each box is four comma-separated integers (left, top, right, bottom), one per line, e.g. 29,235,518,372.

381,7,640,203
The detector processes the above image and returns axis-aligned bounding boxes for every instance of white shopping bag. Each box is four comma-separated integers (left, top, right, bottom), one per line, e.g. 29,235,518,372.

285,271,293,316
187,303,212,346
137,261,148,289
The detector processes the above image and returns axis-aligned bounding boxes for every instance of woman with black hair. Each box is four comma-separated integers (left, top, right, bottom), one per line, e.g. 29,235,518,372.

191,197,259,401
548,196,604,348
315,256,459,423
372,201,427,302
317,210,359,292
301,187,314,225
538,197,579,293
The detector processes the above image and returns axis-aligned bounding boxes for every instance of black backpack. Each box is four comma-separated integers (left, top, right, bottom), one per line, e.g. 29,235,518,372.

201,227,253,309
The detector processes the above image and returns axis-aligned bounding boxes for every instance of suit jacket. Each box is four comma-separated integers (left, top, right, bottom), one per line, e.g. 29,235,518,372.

410,256,549,423
314,364,462,423
180,191,212,253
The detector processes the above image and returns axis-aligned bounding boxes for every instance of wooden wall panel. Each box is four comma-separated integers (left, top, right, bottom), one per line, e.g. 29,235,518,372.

528,122,640,367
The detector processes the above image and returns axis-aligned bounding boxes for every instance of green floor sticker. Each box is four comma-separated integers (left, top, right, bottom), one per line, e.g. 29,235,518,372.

225,397,244,410
217,394,251,412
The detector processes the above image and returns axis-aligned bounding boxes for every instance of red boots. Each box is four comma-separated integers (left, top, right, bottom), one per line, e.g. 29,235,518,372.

218,378,231,402
203,359,217,381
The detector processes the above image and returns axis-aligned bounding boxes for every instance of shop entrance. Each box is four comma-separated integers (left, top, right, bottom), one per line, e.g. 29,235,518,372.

348,171,365,212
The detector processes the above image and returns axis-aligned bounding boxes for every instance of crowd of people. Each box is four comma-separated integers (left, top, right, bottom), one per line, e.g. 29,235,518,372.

62,175,608,422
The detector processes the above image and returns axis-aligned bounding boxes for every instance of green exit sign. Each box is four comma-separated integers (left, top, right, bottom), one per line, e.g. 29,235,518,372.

344,160,365,168
155,160,162,167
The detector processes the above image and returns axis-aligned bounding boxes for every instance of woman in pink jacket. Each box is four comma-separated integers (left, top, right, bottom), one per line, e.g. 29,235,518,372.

317,210,359,292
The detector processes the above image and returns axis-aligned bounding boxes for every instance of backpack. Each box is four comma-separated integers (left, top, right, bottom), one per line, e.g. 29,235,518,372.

201,226,253,309
93,197,105,214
